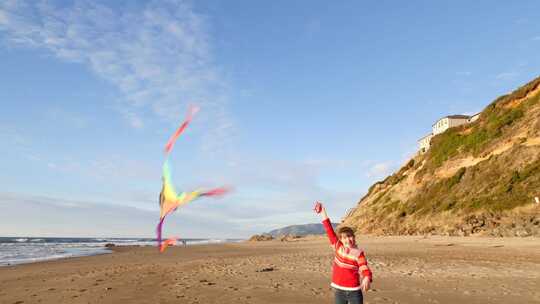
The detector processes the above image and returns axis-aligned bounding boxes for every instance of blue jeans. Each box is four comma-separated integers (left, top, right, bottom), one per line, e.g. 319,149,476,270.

334,288,363,304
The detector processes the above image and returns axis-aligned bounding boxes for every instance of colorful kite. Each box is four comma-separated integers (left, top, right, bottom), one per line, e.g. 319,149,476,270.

157,106,228,252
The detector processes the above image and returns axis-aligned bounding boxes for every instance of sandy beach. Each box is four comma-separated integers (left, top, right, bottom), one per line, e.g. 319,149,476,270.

0,236,539,304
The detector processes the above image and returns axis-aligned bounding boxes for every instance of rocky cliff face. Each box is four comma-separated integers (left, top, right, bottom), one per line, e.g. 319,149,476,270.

342,76,540,237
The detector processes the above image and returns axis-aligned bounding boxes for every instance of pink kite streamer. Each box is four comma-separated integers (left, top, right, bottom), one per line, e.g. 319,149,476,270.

159,237,178,252
200,187,229,197
164,105,199,154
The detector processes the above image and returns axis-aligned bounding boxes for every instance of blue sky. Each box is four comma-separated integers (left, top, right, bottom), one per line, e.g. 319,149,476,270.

1,1,539,238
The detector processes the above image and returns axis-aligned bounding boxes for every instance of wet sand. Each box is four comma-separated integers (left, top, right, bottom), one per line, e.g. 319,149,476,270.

0,236,539,304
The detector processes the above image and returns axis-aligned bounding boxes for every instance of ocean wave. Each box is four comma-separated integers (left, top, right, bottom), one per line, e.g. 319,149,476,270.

0,250,110,266
0,238,238,266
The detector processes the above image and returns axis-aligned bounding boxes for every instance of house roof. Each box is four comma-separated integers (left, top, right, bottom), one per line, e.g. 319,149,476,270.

417,133,433,142
447,114,471,119
432,114,470,126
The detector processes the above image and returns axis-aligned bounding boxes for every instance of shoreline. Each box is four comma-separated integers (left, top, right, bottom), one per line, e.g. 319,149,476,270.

0,237,243,267
1,236,539,303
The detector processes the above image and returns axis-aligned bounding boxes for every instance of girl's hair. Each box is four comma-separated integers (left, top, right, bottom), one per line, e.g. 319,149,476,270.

337,226,355,237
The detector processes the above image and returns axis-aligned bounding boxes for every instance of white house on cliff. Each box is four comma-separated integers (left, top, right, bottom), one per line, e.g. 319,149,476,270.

418,113,480,153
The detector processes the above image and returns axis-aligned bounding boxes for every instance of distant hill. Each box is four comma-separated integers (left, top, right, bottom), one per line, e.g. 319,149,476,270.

266,223,338,237
343,76,540,237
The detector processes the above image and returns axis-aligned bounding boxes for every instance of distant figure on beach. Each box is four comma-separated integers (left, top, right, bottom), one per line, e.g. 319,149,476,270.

314,201,372,304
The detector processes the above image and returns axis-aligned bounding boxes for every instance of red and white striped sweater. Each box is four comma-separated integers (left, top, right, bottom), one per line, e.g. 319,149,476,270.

322,218,373,290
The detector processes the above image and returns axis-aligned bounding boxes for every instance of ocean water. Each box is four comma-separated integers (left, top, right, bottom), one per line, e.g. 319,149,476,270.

0,237,241,266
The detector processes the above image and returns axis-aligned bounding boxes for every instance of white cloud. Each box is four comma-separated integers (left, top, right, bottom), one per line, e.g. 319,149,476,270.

0,124,44,162
0,0,233,149
123,111,144,129
366,161,395,179
0,124,27,146
184,156,377,229
46,108,90,128
0,9,6,24
495,72,519,81
0,192,247,238
45,155,158,183
514,18,529,25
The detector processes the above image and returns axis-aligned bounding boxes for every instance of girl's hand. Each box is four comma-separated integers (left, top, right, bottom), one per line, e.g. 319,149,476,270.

360,277,371,292
314,201,329,220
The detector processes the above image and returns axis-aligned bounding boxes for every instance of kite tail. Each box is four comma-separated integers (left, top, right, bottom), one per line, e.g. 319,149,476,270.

164,105,199,154
200,187,229,197
156,217,166,249
160,238,177,252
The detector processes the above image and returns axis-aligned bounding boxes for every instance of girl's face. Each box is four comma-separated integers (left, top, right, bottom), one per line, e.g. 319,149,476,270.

340,233,356,248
